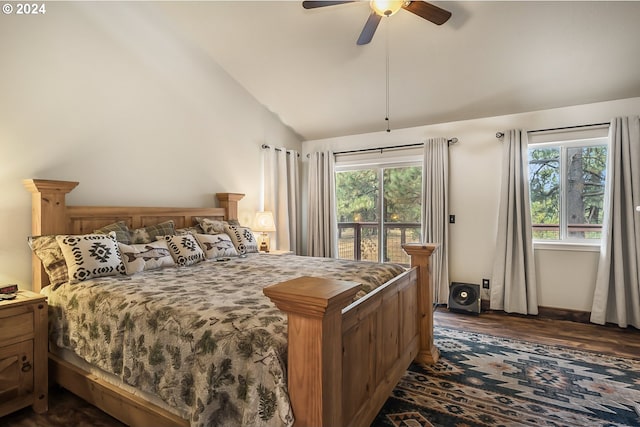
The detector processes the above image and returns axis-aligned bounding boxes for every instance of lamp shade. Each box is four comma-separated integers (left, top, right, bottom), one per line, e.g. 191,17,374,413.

254,211,276,232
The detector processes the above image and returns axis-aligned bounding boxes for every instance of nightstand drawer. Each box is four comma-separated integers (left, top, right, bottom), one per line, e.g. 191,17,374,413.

0,309,34,343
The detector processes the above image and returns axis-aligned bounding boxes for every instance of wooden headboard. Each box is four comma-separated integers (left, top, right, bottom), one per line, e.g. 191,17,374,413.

24,179,244,292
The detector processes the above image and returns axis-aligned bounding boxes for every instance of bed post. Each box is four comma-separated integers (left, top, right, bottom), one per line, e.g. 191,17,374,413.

215,193,244,221
23,179,79,292
403,243,440,364
263,276,360,427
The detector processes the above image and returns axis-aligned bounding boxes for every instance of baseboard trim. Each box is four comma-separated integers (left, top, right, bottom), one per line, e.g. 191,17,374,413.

478,300,591,324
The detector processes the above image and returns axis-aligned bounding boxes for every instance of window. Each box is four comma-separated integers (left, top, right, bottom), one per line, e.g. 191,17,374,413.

335,155,422,265
528,137,608,243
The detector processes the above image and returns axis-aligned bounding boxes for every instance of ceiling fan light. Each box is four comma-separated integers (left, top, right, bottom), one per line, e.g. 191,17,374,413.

370,0,405,17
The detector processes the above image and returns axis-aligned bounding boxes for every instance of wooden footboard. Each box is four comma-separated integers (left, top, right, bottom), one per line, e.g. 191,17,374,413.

264,243,438,427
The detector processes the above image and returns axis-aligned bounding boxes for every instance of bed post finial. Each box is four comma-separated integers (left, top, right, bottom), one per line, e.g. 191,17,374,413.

264,276,360,427
402,242,440,364
24,179,79,291
216,193,244,221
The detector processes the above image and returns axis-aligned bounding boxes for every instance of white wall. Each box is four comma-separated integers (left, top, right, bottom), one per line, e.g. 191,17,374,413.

303,97,640,312
0,2,301,291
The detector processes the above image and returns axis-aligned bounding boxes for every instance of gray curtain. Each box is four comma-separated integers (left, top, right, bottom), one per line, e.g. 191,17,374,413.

421,137,450,304
591,116,640,328
263,145,301,253
306,151,337,257
491,129,538,315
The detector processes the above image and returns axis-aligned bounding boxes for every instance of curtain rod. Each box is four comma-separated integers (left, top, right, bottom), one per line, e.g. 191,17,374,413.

261,144,300,156
495,122,610,139
334,138,458,156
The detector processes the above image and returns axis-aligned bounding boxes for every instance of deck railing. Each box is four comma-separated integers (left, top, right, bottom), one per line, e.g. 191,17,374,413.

337,222,421,265
337,222,602,264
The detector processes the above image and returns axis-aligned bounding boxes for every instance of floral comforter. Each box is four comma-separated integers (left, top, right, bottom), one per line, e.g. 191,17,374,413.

43,253,406,427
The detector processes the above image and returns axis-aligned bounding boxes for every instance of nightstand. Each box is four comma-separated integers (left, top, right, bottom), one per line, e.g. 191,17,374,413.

0,290,48,417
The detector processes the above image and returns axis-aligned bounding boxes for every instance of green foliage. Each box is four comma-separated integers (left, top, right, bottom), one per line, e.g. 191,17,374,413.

528,144,607,240
336,166,422,223
383,166,422,222
336,169,378,222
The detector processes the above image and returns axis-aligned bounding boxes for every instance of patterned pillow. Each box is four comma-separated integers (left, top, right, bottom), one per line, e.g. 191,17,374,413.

94,221,131,244
176,225,204,235
194,233,238,259
27,235,69,287
56,232,125,284
118,240,175,275
160,234,205,266
224,224,258,255
130,220,176,244
196,218,227,235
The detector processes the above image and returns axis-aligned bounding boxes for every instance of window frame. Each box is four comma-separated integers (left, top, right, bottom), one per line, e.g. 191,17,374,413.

527,136,609,251
334,150,423,263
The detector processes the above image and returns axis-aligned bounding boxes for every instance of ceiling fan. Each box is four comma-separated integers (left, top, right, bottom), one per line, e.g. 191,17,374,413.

302,0,452,45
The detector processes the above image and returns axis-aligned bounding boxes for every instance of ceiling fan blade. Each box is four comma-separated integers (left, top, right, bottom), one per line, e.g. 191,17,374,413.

357,12,382,45
402,1,452,25
302,1,355,9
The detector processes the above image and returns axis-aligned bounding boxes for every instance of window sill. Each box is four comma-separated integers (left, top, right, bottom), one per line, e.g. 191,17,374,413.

533,241,601,252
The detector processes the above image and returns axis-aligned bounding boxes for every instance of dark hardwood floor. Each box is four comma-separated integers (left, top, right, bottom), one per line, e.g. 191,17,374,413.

3,308,639,426
434,305,640,359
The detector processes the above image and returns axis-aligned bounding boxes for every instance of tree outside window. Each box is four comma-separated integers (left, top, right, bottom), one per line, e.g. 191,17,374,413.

528,139,608,242
336,165,422,265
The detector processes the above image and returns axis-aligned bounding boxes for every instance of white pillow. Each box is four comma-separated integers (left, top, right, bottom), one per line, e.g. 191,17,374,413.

160,234,206,266
223,224,259,255
56,232,125,284
118,240,175,275
197,218,227,235
194,233,238,259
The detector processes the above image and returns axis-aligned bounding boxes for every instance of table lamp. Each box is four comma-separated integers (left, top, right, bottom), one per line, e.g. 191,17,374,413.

254,211,276,252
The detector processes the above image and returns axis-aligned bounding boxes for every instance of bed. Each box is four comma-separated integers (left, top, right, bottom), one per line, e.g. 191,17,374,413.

24,178,439,427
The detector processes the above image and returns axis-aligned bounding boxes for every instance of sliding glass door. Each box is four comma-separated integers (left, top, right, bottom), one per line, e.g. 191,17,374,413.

336,163,422,265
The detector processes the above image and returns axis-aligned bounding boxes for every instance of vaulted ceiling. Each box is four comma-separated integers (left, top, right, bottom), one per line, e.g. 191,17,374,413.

154,1,640,141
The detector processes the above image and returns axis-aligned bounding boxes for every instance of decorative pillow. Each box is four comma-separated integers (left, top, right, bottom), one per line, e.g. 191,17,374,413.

118,240,175,275
56,232,125,284
176,225,203,235
160,234,205,266
130,220,176,244
27,235,69,287
194,233,238,259
223,224,258,255
94,221,131,244
196,217,227,235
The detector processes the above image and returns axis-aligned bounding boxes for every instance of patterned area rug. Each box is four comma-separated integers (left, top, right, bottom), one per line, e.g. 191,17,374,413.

372,327,640,427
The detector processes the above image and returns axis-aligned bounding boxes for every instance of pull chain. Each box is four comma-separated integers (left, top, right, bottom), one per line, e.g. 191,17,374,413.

385,18,391,132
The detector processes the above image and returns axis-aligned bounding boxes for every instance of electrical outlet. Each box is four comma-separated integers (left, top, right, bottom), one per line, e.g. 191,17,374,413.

449,214,455,224
482,278,490,289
